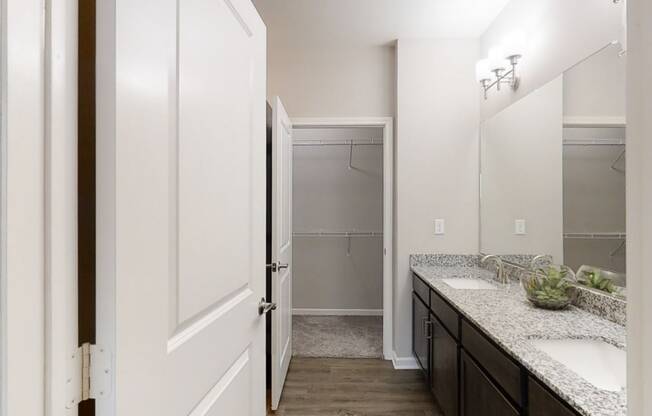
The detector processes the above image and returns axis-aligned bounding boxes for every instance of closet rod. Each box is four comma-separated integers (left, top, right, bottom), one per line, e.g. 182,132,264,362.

563,232,626,240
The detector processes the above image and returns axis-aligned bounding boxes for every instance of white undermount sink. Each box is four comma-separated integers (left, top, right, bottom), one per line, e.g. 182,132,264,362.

442,278,496,290
530,338,626,392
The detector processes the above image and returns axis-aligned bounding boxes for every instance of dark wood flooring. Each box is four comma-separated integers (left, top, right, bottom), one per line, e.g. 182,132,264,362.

268,358,443,416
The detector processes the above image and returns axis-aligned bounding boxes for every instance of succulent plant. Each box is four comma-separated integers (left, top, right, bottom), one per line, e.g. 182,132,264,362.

579,269,616,294
522,265,575,310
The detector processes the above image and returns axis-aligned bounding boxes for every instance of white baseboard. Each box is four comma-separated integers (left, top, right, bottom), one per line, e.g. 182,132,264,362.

292,308,383,316
391,352,420,370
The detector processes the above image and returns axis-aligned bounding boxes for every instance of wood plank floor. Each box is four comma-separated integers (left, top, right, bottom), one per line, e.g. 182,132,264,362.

268,358,443,416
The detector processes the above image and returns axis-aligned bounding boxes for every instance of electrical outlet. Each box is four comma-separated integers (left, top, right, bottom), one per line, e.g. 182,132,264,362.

515,219,526,235
435,219,445,235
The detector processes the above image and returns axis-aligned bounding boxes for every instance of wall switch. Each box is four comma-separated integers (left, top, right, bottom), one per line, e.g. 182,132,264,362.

435,219,446,235
515,219,527,235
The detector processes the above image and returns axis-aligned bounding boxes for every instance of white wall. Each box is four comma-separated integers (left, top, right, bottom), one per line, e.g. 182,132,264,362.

267,43,395,118
626,0,652,413
480,0,624,119
395,39,480,358
563,45,626,120
480,76,564,262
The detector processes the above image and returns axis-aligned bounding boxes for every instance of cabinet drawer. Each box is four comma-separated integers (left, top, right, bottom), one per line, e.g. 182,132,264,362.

430,289,459,340
413,273,430,306
461,320,522,407
529,377,579,416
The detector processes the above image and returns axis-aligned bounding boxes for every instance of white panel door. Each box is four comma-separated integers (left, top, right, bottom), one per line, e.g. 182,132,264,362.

270,97,293,410
96,0,267,415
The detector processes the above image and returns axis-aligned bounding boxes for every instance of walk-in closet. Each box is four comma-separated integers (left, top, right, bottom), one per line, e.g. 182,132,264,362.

291,125,385,358
563,126,626,276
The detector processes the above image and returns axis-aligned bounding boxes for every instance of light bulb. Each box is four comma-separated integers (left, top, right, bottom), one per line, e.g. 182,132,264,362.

504,31,526,60
475,59,491,82
488,46,508,72
489,46,509,72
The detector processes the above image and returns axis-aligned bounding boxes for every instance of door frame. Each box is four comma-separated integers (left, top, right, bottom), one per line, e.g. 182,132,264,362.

291,117,394,360
1,0,79,415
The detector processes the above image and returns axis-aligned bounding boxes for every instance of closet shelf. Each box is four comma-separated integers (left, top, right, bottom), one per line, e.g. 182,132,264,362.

293,139,383,146
563,232,626,240
563,138,625,146
293,231,383,238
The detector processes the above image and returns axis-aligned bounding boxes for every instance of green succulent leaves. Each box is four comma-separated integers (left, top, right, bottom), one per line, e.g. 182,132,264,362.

523,265,574,310
579,269,616,294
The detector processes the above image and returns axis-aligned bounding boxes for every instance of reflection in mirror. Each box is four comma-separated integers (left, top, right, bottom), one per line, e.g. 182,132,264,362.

480,43,626,297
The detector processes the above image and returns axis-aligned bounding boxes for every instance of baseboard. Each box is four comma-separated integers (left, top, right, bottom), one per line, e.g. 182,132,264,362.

292,308,383,316
391,352,420,370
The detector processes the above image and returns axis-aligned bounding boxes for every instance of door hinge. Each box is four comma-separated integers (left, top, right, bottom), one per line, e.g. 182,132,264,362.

66,343,112,409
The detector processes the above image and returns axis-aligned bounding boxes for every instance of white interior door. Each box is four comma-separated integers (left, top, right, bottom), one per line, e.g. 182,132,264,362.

96,1,267,415
270,97,293,410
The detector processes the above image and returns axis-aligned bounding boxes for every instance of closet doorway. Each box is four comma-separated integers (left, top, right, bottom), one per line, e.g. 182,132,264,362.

290,117,393,360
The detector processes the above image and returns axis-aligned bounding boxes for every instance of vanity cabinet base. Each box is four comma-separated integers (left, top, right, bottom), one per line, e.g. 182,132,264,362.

412,273,582,416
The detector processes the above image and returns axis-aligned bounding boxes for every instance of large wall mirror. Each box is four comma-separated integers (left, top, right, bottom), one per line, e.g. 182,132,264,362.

480,42,626,297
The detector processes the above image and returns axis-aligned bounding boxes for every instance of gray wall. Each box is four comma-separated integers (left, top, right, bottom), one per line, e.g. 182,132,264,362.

292,127,384,311
562,131,626,273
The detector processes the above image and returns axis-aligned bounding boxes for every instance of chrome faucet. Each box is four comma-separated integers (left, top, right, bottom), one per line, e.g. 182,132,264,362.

481,254,506,284
529,254,552,271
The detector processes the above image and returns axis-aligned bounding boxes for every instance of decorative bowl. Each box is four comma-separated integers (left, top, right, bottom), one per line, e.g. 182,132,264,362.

521,265,577,310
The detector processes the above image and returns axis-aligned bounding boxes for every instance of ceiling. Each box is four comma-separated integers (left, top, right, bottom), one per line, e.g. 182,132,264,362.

253,0,512,46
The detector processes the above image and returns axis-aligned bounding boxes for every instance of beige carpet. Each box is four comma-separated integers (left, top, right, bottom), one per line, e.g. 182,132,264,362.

292,315,383,359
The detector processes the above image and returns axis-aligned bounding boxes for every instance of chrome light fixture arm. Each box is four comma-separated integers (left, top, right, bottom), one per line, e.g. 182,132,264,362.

480,55,521,99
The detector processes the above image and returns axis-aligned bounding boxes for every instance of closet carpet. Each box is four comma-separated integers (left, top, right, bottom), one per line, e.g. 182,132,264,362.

292,315,383,358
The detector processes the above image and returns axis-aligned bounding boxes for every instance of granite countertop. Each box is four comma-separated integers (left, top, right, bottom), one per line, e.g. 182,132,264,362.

411,264,627,416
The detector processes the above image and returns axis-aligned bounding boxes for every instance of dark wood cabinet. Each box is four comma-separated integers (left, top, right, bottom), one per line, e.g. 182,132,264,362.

461,351,519,416
412,273,581,416
412,293,430,375
430,314,458,416
528,377,579,416
461,320,522,406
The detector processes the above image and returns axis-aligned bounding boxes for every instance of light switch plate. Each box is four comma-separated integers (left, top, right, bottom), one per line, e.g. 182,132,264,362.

515,219,526,235
435,219,445,235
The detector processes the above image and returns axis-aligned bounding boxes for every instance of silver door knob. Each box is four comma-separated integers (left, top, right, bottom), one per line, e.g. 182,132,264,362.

266,262,289,272
258,298,277,315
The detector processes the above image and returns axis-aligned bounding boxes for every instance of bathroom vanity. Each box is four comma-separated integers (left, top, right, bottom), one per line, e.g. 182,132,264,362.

410,258,626,416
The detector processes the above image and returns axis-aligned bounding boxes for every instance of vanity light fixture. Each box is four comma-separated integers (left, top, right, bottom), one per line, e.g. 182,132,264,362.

476,40,524,99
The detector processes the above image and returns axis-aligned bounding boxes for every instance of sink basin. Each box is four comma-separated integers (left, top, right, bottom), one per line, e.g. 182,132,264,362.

530,338,626,391
442,278,496,290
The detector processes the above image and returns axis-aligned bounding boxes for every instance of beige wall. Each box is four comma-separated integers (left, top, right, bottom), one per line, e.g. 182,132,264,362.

395,38,480,358
480,0,624,119
480,76,564,262
626,0,652,413
266,43,396,118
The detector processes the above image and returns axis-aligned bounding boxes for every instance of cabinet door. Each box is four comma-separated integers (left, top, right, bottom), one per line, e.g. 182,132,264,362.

461,351,518,416
413,293,430,375
430,315,459,416
529,377,578,416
